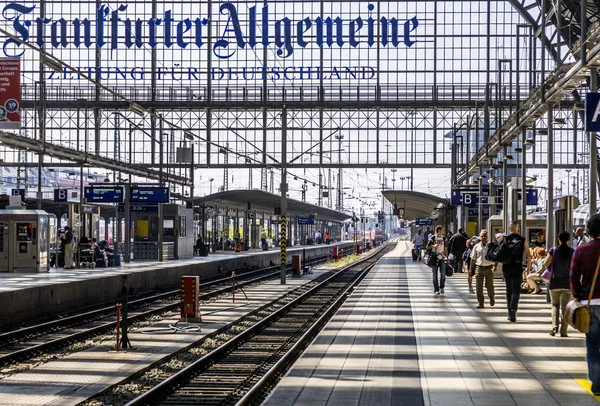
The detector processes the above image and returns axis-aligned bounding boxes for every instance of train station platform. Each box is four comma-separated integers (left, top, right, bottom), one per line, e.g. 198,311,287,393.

0,241,355,330
264,241,599,406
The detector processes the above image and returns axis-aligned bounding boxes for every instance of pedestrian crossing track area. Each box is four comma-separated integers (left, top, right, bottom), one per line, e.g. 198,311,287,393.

265,241,600,406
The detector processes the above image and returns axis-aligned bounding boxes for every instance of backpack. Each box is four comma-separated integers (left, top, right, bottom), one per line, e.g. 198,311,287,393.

485,241,513,264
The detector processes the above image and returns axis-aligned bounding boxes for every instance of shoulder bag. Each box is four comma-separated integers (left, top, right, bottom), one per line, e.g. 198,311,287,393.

565,255,600,334
421,250,438,269
540,247,555,283
484,241,513,264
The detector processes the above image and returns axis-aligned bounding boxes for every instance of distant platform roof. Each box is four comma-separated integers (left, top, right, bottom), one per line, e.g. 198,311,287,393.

196,190,350,222
382,190,449,221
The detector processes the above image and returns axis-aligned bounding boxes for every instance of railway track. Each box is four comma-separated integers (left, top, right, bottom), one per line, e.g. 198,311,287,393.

0,252,343,370
122,241,396,406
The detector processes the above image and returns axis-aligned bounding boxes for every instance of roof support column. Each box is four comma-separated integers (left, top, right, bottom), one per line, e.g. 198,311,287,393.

590,68,598,216
280,106,288,284
546,105,555,249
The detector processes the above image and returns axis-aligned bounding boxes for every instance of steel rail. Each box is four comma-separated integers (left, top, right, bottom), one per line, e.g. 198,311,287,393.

236,261,378,406
124,242,392,406
0,253,337,367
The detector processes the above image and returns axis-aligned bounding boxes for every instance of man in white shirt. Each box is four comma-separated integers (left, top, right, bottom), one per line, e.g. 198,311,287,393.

470,229,495,308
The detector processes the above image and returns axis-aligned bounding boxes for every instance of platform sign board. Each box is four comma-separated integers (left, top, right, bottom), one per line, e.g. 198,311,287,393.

416,218,432,226
130,187,170,203
586,93,600,132
0,58,20,129
297,217,314,225
84,186,124,203
118,204,158,213
11,188,24,199
53,189,68,202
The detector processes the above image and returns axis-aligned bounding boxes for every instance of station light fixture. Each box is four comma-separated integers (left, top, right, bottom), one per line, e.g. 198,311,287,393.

514,147,522,153
184,131,194,140
487,177,496,184
41,55,63,73
504,154,513,161
524,138,536,146
552,117,566,125
129,102,148,117
537,128,548,135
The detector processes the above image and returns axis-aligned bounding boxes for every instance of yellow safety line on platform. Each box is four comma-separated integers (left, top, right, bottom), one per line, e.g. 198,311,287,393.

575,378,600,402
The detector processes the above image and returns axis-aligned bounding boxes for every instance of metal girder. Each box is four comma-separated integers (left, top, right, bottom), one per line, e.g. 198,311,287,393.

20,100,500,110
456,21,600,183
507,0,561,61
0,131,190,185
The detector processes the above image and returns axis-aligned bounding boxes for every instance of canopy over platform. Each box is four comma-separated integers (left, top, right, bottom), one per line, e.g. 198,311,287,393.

195,190,350,222
382,190,450,221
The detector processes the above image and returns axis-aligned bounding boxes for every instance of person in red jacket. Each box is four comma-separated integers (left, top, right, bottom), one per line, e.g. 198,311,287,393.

571,213,600,395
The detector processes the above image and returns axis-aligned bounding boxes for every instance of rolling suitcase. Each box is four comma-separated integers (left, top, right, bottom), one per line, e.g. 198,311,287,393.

412,247,419,261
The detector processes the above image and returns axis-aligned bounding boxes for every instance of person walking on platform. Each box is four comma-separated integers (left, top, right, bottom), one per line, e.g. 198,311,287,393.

412,229,424,261
496,220,531,322
62,226,74,269
571,214,600,395
427,225,448,296
469,229,495,308
575,226,591,248
449,227,469,273
545,231,574,337
260,228,268,250
463,236,479,294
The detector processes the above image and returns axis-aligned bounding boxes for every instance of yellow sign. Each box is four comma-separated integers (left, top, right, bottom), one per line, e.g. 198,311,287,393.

136,220,149,237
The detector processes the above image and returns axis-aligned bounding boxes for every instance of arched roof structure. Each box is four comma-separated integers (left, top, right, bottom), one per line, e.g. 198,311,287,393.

381,191,449,222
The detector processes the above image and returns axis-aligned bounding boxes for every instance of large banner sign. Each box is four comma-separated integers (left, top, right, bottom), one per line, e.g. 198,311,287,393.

1,2,419,83
0,58,20,129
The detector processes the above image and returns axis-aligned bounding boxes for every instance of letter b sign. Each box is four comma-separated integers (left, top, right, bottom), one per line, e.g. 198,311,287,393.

585,93,600,132
462,193,473,206
54,189,68,202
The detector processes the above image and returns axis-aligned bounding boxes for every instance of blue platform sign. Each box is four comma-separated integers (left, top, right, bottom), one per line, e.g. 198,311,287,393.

297,217,315,225
53,189,68,202
118,204,158,213
84,186,124,203
586,93,600,132
11,188,25,198
416,218,432,226
130,187,170,203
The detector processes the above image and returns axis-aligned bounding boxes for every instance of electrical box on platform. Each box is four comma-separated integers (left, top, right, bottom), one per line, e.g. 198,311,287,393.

292,254,301,277
180,275,201,323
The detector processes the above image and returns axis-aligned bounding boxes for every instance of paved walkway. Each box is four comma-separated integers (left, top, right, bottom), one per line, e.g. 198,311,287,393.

264,241,599,406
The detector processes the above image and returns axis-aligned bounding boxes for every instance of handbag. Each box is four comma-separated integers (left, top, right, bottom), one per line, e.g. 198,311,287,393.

485,241,513,264
421,250,438,269
445,263,454,277
565,255,600,334
541,268,552,283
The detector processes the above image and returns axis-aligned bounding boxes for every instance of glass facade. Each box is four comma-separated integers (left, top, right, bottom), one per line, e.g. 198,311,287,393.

0,0,591,209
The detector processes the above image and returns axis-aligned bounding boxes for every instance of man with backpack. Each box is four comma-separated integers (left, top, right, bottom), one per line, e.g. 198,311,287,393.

448,228,469,273
494,220,531,322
